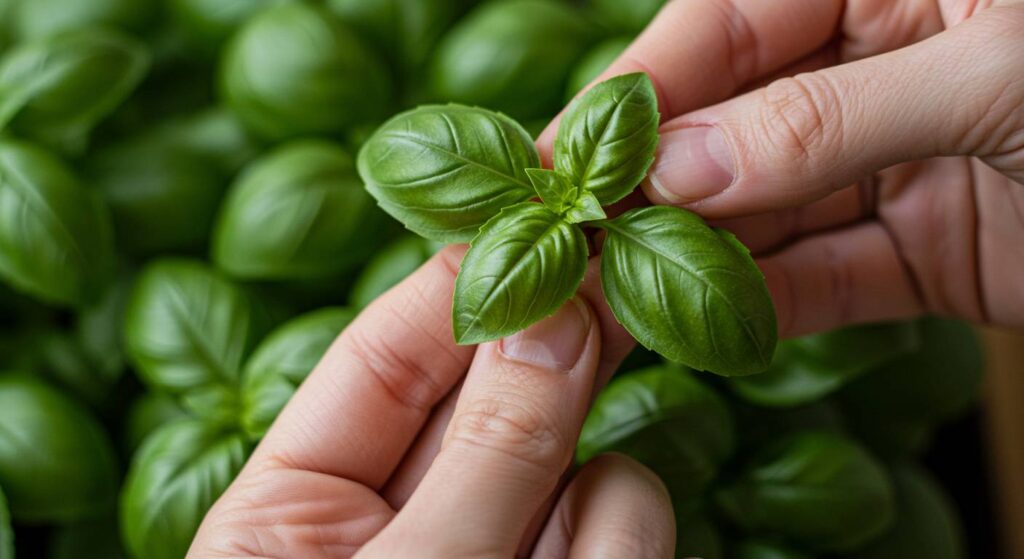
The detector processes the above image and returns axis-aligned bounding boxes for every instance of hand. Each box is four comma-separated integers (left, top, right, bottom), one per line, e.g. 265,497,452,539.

187,248,675,558
543,0,1024,336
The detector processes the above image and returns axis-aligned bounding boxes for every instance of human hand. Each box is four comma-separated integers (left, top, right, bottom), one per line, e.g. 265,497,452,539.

542,0,1024,336
187,247,675,558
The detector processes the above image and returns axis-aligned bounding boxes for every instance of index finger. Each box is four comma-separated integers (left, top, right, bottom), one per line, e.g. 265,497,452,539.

537,0,843,160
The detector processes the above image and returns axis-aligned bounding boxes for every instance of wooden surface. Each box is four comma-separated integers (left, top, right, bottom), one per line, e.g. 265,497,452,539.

982,327,1024,559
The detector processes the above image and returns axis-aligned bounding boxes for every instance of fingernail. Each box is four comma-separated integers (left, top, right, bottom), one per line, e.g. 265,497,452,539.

647,125,735,204
500,298,591,372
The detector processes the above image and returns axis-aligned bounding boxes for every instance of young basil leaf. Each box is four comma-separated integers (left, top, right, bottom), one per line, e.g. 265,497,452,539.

358,104,539,242
124,259,271,397
716,431,896,552
0,139,116,308
0,28,149,154
349,235,441,309
554,72,659,205
430,0,595,120
453,202,587,344
213,140,387,280
241,307,356,439
578,366,734,502
121,420,251,559
843,463,965,559
0,374,119,523
599,206,777,376
733,541,811,559
731,321,921,408
220,3,392,141
526,168,578,214
0,486,10,559
565,191,606,224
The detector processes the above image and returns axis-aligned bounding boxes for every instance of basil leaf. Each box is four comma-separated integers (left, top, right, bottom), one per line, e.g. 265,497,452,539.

844,463,965,559
121,420,251,559
241,307,355,439
0,486,12,559
0,28,149,154
733,541,811,559
579,366,734,502
716,432,895,552
358,104,539,242
213,140,387,280
600,206,777,376
220,3,392,141
554,72,659,205
349,235,441,309
0,374,119,523
0,140,115,307
124,259,270,397
453,202,587,344
526,168,577,214
565,191,605,224
731,321,921,407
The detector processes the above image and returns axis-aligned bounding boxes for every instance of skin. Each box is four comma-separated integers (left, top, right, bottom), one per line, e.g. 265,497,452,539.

193,0,1023,556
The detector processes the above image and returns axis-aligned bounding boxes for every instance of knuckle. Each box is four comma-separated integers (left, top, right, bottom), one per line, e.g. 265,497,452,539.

447,394,567,472
758,75,844,165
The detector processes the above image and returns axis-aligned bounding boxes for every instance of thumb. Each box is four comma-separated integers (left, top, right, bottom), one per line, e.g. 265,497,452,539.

642,5,1024,218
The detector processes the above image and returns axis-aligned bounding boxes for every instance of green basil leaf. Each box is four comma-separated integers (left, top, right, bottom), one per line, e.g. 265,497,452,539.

843,463,965,559
733,541,811,559
716,432,895,552
358,104,539,242
837,318,983,457
125,393,189,454
579,366,734,502
349,235,441,309
0,140,115,307
241,307,355,439
731,321,921,407
0,374,118,523
566,37,632,101
12,0,156,40
91,138,227,255
0,486,12,559
565,191,605,224
526,168,578,214
220,3,392,141
430,0,594,120
600,206,777,376
453,202,587,344
0,28,149,154
124,259,270,397
554,72,659,205
49,517,126,559
121,420,251,559
213,140,386,280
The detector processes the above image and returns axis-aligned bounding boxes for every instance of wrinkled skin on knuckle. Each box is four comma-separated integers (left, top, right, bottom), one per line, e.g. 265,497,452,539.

757,75,845,172
447,393,568,474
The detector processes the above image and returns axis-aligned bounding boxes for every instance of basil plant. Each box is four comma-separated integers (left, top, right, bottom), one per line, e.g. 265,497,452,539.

359,72,778,376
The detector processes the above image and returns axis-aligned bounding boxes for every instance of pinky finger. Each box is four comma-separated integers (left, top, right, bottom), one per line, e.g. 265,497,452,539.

758,222,925,337
532,454,675,559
